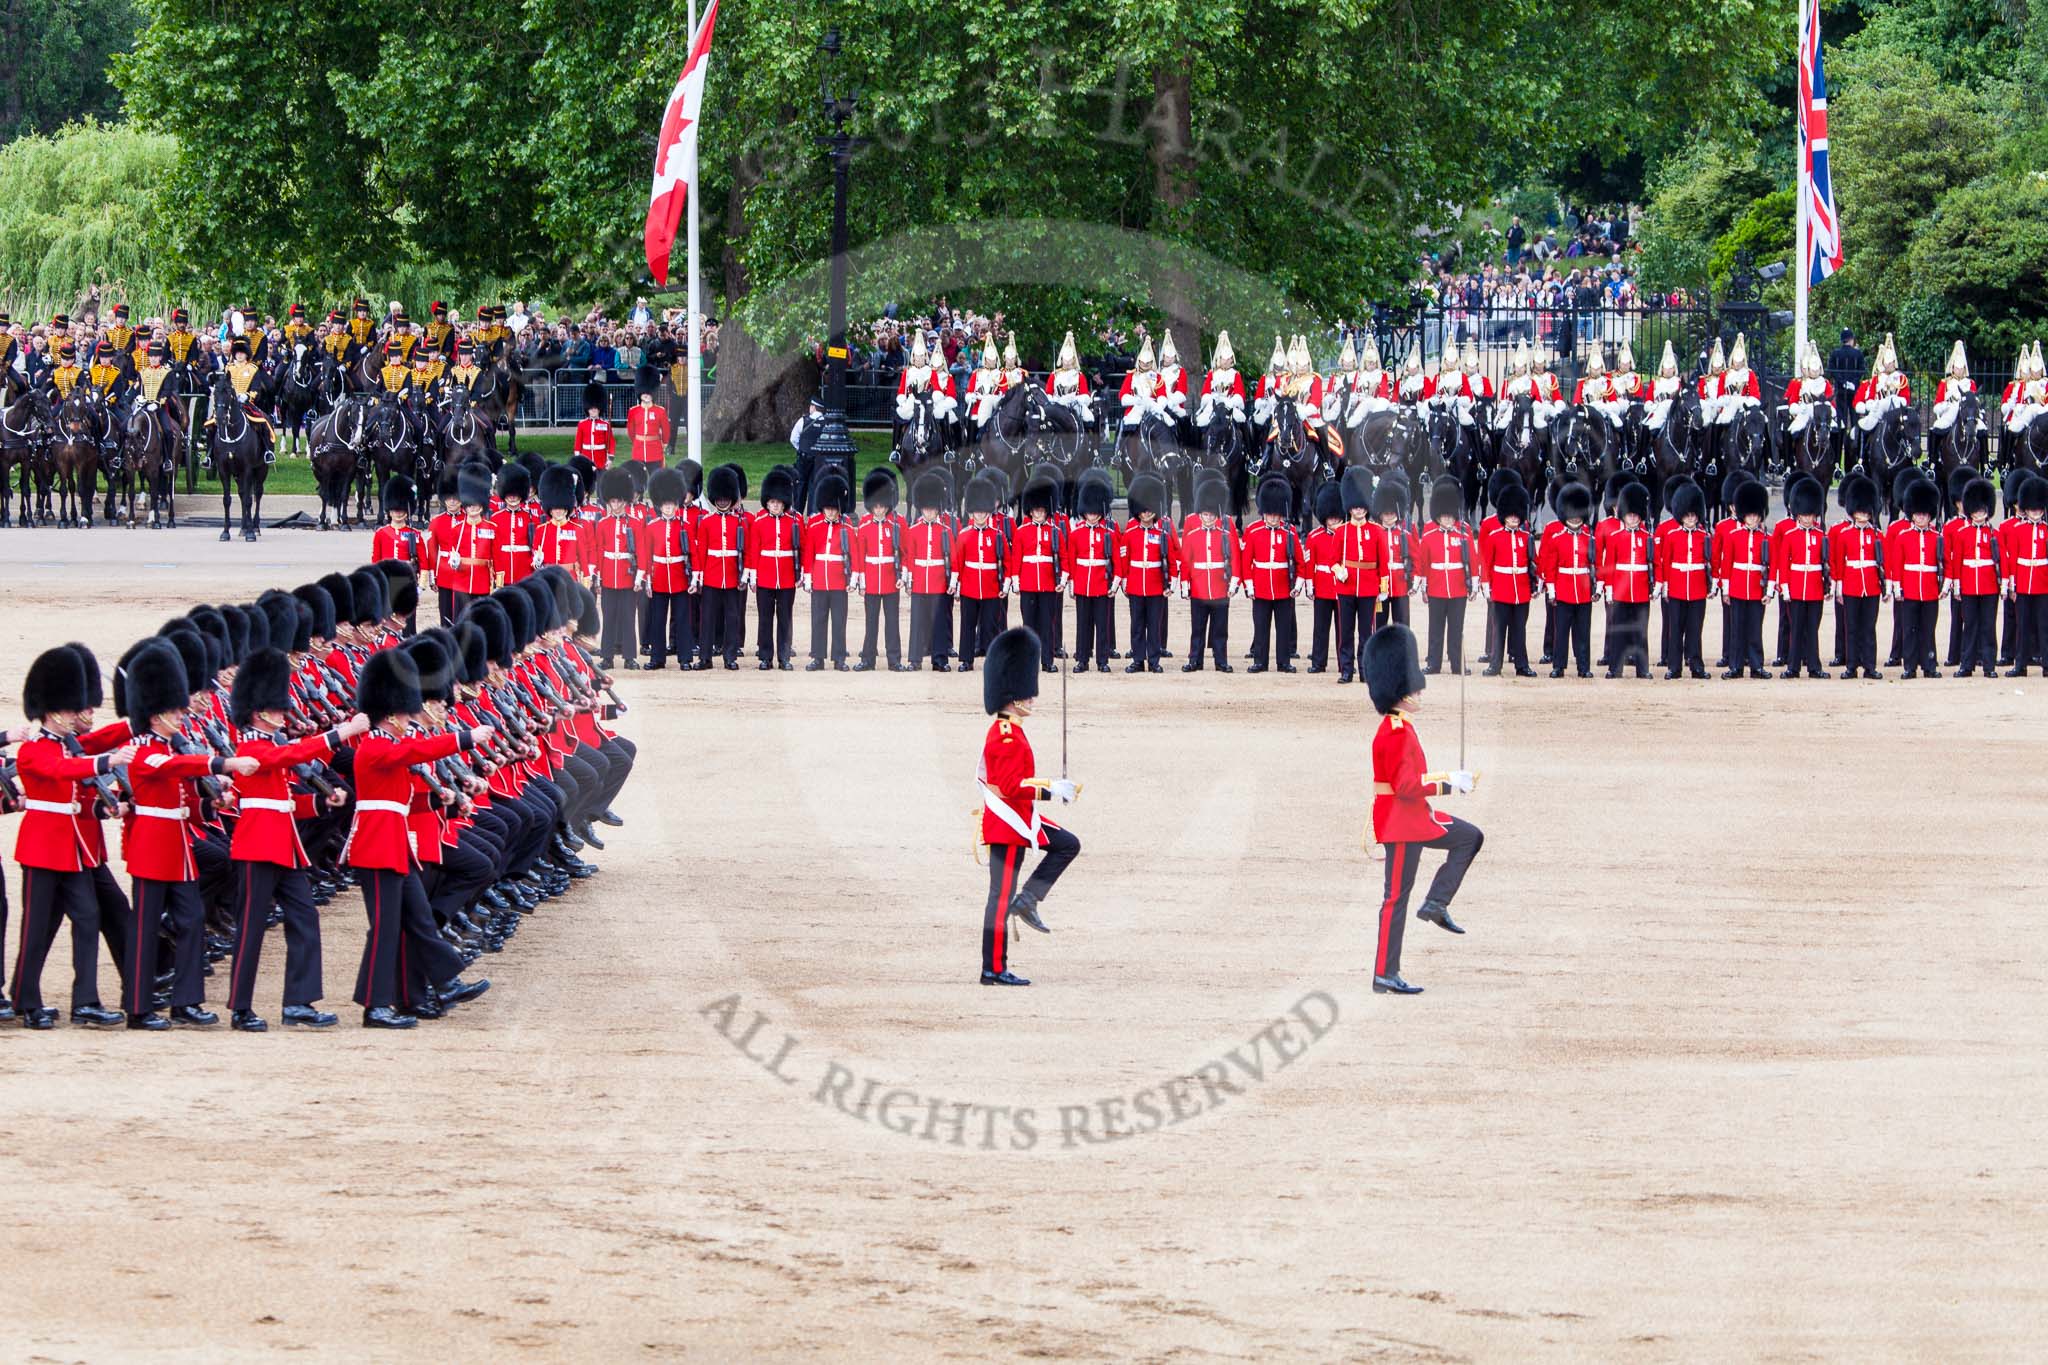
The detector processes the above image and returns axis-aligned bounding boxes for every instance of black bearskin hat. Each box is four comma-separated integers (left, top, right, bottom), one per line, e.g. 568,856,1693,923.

538,464,579,515
679,460,704,499
1721,468,1752,508
1372,478,1407,520
405,633,456,704
982,627,1042,716
2021,474,2048,514
347,567,387,625
1735,479,1770,522
1486,467,1522,505
810,472,851,515
496,463,531,503
1021,474,1057,517
518,576,559,634
1363,623,1426,716
1904,478,1939,521
492,586,534,649
1341,466,1374,515
24,646,90,719
357,648,423,722
437,464,462,503
648,467,686,509
65,642,103,709
239,602,271,656
626,461,650,497
451,620,489,686
708,462,742,507
1258,475,1293,518
375,559,419,617
537,565,581,626
762,465,796,508
119,641,190,726
256,591,300,657
457,463,494,509
1946,463,1975,508
382,476,416,518
1963,477,1995,520
293,583,337,641
1077,473,1112,519
316,572,354,625
1312,479,1343,524
964,475,998,516
1787,476,1825,519
1195,474,1228,519
576,583,601,637
863,467,899,512
219,605,251,662
230,648,294,729
1619,481,1650,522
1840,474,1877,519
1429,477,1464,523
468,597,513,669
2004,468,2031,516
157,624,211,701
1557,481,1593,523
1891,466,1919,516
1495,483,1530,523
599,466,634,505
1126,474,1164,520
1669,480,1707,524
187,609,230,671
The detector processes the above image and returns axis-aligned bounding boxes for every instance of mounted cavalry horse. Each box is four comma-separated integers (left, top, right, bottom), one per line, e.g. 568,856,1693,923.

1,381,50,526
119,381,185,529
205,367,271,541
274,341,337,457
975,380,1083,517
50,388,104,528
309,391,376,529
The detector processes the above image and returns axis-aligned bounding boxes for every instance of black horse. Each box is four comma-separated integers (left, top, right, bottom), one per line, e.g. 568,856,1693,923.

437,383,496,471
207,370,270,541
1784,400,1837,503
1195,410,1252,519
51,390,103,528
1864,404,1923,522
1252,403,1331,528
309,393,375,529
1,386,50,526
274,343,335,457
121,395,182,529
1651,391,1705,521
1931,393,1985,492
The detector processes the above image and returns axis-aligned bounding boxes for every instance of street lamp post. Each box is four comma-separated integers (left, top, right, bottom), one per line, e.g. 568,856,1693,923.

811,18,859,490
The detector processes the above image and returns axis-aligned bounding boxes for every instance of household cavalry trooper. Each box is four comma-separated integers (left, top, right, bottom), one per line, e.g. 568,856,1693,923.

1118,335,1171,432
973,626,1082,988
1781,342,1833,435
2001,342,2047,436
1717,334,1764,428
894,328,958,438
1251,334,1288,429
1001,334,1029,393
1042,330,1095,425
963,336,1006,433
1353,333,1395,423
1394,342,1433,409
1195,331,1247,433
1323,333,1361,427
1495,339,1549,429
1154,330,1191,431
1930,340,1984,439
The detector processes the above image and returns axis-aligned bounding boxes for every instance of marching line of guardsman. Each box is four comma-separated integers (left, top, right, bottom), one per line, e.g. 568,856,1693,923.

0,561,636,1031
416,439,2048,684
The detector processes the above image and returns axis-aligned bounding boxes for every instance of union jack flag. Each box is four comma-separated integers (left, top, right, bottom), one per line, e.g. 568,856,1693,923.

1799,0,1843,285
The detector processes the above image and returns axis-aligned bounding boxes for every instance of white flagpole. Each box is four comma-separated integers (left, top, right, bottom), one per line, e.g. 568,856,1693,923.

1794,0,1810,368
685,0,703,472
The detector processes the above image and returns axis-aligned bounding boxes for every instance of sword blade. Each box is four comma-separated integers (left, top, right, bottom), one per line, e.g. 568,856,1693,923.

1061,647,1069,779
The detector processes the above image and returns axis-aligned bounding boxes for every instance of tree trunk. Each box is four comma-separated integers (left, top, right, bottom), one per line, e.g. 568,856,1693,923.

1148,57,1202,354
705,149,817,442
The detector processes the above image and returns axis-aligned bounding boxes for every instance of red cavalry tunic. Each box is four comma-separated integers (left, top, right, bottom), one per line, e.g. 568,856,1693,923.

119,737,226,882
1063,522,1117,597
1948,522,2002,595
439,515,498,595
803,517,854,590
1370,711,1452,844
747,510,802,589
1886,523,1945,602
490,506,540,584
1599,525,1654,603
626,404,670,462
1774,524,1829,602
639,514,692,593
1829,521,1885,598
230,728,342,868
1238,522,1304,599
1116,521,1176,596
854,514,903,594
1419,524,1474,599
1479,526,1533,604
977,715,1058,849
953,524,1007,599
573,417,616,469
1181,523,1236,599
1007,521,1064,593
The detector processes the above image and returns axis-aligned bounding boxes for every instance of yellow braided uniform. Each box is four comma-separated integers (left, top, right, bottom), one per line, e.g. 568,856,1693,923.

348,316,378,348
166,330,201,366
88,362,124,395
138,365,172,403
380,361,412,395
50,364,83,398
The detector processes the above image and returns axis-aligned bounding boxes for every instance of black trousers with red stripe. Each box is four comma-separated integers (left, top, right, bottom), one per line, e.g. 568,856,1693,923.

981,825,1081,975
12,866,101,1012
354,867,455,1010
130,877,209,1015
1375,816,1484,979
230,861,324,1011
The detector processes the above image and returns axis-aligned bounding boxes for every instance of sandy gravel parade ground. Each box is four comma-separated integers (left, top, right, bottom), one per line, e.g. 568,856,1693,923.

0,525,2043,1362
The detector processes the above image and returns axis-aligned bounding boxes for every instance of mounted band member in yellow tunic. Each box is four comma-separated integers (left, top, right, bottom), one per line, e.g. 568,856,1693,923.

379,338,413,397
44,337,83,398
281,302,315,350
425,300,456,358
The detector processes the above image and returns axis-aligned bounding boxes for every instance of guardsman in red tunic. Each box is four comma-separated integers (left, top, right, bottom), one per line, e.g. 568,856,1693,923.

1063,477,1117,671
626,391,671,464
953,475,1009,670
1419,478,1474,674
531,463,593,588
348,650,493,1029
1829,474,1887,679
425,467,464,619
9,647,140,1027
853,468,907,670
573,401,616,470
1239,475,1305,672
904,474,957,670
1479,484,1536,676
1115,474,1176,672
974,628,1081,987
1320,471,1377,680
1598,482,1655,678
1364,624,1482,996
1774,478,1831,678
114,642,252,1030
1372,479,1416,634
639,466,695,669
1887,478,1946,678
802,473,855,669
592,467,641,669
1303,481,1344,674
1538,482,1596,677
225,648,364,1031
747,465,802,670
440,466,499,617
692,463,749,668
371,476,426,582
1654,480,1712,678
2002,475,2048,673
1179,474,1238,671
489,465,539,587
1948,476,2002,677
1716,480,1772,678
1008,473,1067,670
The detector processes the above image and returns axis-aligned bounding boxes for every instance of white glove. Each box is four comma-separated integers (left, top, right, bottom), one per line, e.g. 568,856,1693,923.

1445,771,1475,794
1177,581,1189,599
689,573,703,591
948,574,961,595
741,569,757,589
1332,565,1349,584
1049,778,1078,804
799,574,811,593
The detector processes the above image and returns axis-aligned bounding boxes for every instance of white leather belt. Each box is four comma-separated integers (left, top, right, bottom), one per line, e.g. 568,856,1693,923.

1616,562,1647,572
503,544,531,554
1964,558,1996,568
602,551,631,560
867,556,896,565
1254,560,1285,570
1672,562,1705,572
1557,567,1590,575
25,799,81,815
239,797,295,812
652,555,684,564
132,805,190,820
356,800,410,815
815,553,842,562
1131,560,1161,569
709,549,738,557
981,783,1041,843
762,550,793,558
2020,558,2047,567
1432,561,1462,570
1077,558,1107,567
1904,564,1939,574
1845,559,1875,569
1735,562,1762,572
967,561,996,570
1023,554,1052,563
915,557,947,567
1194,560,1225,570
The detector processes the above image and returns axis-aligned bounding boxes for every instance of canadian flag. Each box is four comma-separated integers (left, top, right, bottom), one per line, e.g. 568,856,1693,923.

643,0,721,287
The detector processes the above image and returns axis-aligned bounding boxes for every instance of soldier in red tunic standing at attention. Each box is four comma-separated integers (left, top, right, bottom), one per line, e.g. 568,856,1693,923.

1363,623,1482,997
975,628,1081,988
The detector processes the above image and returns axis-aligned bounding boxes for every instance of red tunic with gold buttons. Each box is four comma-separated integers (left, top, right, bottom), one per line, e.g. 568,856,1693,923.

1948,521,2002,595
1774,524,1829,602
1335,522,1381,599
1539,524,1596,604
803,517,854,590
1371,711,1452,844
1007,521,1064,592
1886,522,1945,602
1238,522,1304,599
490,506,540,583
1479,526,1534,604
438,514,498,595
1115,520,1176,596
11,732,122,872
854,514,903,594
639,514,692,593
1828,521,1884,597
978,715,1059,849
531,518,591,579
2001,517,2048,594
120,736,226,882
1181,523,1236,599
1656,524,1712,600
594,514,640,590
346,729,468,873
426,510,460,588
694,509,747,589
1716,526,1770,601
904,519,954,594
1063,521,1117,597
747,510,802,589
1419,524,1473,599
371,523,425,573
953,524,1008,599
230,728,342,867
1599,525,1654,603
1375,522,1415,597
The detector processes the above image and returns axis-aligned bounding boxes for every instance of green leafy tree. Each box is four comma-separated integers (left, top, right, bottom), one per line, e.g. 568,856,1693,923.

1904,174,2048,358
0,0,140,142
